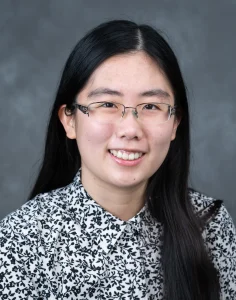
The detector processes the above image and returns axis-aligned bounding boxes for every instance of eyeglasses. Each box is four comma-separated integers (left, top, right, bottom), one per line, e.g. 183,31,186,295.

70,101,177,125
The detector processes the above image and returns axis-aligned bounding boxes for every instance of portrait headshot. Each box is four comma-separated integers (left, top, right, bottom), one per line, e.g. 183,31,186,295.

0,1,235,299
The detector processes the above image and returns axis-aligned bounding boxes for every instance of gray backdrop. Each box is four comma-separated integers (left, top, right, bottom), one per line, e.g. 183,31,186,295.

0,0,236,223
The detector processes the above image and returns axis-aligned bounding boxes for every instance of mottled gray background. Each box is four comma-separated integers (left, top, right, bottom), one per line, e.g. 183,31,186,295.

0,0,235,223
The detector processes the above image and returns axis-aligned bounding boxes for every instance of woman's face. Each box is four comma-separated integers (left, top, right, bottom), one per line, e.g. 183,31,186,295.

61,51,179,192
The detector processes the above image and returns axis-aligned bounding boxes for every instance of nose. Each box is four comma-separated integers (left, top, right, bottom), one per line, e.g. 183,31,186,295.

116,107,144,140
122,106,138,119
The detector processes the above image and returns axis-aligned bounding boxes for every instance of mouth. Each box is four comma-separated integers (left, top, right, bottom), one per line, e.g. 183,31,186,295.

109,149,144,161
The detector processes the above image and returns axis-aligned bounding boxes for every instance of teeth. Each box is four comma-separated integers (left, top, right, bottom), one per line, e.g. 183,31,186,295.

123,152,129,160
110,150,143,160
129,153,134,160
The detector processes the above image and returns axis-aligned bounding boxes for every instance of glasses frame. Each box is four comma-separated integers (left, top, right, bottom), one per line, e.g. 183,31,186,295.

71,101,177,123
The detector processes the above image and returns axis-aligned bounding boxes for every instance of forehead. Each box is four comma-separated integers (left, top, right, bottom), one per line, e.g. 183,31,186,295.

80,51,174,99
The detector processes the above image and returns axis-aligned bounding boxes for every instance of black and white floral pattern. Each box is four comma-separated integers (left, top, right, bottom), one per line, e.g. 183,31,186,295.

0,171,235,299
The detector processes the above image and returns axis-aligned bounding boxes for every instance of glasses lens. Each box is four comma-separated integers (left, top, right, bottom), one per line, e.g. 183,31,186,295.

137,103,170,124
88,102,123,124
87,102,171,125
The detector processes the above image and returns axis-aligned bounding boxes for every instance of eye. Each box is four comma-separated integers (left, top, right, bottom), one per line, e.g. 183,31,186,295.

99,102,117,108
143,103,160,110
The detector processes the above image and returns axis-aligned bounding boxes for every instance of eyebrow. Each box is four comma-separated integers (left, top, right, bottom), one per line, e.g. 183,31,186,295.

140,89,171,99
88,88,171,99
88,88,123,98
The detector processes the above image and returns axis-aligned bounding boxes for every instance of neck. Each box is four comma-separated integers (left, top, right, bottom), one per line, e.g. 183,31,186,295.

81,170,147,221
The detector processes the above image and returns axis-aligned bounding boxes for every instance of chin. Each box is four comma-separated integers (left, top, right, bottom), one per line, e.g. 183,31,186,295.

108,172,148,189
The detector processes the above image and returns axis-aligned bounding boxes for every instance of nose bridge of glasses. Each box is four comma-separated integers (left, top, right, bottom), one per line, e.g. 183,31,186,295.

122,105,138,118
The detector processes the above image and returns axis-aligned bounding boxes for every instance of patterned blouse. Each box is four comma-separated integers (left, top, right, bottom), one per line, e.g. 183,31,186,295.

0,171,235,300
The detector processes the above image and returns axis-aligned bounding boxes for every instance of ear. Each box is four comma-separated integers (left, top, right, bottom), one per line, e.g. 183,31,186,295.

58,105,76,139
171,117,181,141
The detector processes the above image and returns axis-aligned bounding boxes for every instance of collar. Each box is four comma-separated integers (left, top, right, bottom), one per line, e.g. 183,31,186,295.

52,170,157,254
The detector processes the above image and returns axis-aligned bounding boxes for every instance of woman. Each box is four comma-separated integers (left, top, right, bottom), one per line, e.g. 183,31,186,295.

0,20,235,300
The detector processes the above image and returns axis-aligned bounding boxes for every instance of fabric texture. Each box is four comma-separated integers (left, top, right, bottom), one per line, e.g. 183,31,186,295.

0,171,235,299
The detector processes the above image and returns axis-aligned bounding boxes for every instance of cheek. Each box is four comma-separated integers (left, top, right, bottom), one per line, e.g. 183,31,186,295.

148,125,174,148
76,120,114,147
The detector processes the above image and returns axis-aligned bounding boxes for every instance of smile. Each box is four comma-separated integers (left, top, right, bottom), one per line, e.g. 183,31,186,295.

109,150,144,161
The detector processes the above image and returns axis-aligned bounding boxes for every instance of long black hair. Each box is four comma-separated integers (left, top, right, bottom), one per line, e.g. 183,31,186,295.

28,20,220,300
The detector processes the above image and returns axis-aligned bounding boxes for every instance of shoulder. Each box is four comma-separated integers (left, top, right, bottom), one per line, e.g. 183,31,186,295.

0,186,70,296
189,189,236,298
0,185,70,247
0,172,84,248
0,183,77,297
188,188,221,213
188,188,235,239
188,188,235,241
188,188,224,223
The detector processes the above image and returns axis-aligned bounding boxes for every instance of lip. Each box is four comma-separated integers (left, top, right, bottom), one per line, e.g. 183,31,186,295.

108,150,145,166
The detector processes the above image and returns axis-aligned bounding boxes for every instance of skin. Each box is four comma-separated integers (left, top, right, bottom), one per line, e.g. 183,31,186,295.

59,51,180,221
